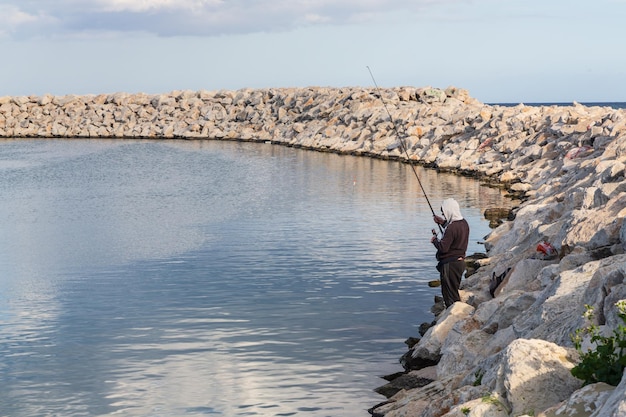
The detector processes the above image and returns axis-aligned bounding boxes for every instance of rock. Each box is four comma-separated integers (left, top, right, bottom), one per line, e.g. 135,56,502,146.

418,322,434,336
497,338,581,416
580,254,626,323
370,374,473,417
485,290,538,330
589,373,626,416
538,382,615,417
497,258,555,294
411,302,475,362
564,194,626,250
464,253,488,277
374,370,435,398
446,396,509,417
484,201,563,257
404,337,420,348
437,326,491,378
513,260,600,345
400,349,439,372
483,207,514,222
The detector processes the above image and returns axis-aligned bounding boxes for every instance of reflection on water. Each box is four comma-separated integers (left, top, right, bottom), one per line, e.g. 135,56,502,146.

0,139,512,416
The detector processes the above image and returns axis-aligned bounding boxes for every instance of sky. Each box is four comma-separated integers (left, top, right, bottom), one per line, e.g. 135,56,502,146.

1,0,625,103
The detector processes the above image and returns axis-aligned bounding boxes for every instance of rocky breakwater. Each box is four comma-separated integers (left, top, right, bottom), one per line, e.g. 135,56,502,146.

2,87,626,416
0,87,621,192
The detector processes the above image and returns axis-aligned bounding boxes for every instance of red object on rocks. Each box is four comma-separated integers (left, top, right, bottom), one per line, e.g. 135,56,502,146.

537,241,557,257
565,145,593,159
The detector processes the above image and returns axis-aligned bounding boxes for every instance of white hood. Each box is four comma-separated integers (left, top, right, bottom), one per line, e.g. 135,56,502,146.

441,198,464,223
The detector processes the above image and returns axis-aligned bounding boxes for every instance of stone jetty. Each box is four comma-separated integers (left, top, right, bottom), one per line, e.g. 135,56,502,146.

2,87,626,416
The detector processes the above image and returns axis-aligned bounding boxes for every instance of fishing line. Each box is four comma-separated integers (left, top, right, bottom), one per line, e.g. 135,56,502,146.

366,66,443,233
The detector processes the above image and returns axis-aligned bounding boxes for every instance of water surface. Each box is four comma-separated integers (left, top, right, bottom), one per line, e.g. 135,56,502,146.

0,139,511,416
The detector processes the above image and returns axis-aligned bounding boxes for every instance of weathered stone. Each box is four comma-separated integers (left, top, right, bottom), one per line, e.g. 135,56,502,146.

498,339,581,416
538,382,615,417
445,397,509,417
374,371,435,398
564,194,626,250
497,258,554,294
513,260,600,345
589,373,626,416
483,207,513,222
411,302,475,362
399,348,439,372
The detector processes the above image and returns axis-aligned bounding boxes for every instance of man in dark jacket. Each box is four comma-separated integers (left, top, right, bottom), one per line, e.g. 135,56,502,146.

431,198,470,308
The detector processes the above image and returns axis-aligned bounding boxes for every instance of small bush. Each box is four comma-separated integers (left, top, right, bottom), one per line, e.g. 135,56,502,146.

570,300,626,386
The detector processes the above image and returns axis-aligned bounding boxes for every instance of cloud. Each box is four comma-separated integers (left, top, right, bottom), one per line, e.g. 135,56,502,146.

0,5,58,37
97,0,225,13
2,0,445,39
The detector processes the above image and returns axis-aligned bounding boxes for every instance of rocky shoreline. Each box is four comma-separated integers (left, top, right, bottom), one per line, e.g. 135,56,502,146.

2,87,626,416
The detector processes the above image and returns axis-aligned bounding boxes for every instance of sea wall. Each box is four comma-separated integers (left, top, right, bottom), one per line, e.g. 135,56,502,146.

2,87,626,416
1,87,622,192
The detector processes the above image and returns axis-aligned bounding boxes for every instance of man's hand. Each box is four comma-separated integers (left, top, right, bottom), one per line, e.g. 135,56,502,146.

433,215,446,225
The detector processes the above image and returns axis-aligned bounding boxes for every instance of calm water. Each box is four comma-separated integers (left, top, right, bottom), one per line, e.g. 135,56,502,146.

0,139,511,417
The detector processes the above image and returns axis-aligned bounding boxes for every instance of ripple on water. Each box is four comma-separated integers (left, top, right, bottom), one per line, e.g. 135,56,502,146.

0,139,512,416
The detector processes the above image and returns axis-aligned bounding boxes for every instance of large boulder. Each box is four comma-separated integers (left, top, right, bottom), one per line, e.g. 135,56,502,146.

496,338,581,416
513,259,605,345
411,302,475,362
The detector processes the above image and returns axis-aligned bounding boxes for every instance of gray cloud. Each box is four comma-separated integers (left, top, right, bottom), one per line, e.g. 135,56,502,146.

1,0,444,39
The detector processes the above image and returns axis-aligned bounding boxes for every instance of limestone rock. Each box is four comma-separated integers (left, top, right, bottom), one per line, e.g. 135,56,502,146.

513,260,600,345
444,397,509,417
589,373,626,416
497,258,555,294
374,369,435,398
411,302,475,362
538,382,615,417
498,338,581,416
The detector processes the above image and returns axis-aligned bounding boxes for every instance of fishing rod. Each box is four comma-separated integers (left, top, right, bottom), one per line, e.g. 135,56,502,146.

366,66,443,233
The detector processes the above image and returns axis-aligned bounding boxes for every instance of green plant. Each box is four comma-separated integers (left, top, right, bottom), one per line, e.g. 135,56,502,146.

472,369,484,386
481,394,503,407
461,406,470,415
480,393,511,413
570,301,626,386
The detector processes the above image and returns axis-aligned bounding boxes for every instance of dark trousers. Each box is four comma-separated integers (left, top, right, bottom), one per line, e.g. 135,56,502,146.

438,260,466,308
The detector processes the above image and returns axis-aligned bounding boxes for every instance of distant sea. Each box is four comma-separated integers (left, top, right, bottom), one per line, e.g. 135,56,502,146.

491,101,626,109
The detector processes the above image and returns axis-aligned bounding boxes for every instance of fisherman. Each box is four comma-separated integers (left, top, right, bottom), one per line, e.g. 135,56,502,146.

430,198,470,308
